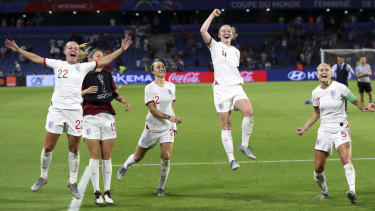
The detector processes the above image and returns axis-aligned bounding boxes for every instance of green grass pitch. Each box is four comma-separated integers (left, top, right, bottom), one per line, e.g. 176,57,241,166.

0,81,374,210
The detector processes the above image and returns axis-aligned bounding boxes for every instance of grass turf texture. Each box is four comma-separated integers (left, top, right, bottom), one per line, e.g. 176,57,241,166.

0,81,374,210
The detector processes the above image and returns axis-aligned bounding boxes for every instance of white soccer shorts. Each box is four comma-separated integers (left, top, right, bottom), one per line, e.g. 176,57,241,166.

315,122,351,156
45,107,83,136
82,112,117,141
213,84,248,112
138,128,175,149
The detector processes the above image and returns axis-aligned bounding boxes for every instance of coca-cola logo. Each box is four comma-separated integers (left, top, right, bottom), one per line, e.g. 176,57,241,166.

168,72,201,83
240,71,254,82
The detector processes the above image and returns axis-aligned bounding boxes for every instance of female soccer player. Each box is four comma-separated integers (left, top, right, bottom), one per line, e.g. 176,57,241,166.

5,36,132,199
296,63,373,204
200,9,256,170
116,59,182,197
81,49,131,204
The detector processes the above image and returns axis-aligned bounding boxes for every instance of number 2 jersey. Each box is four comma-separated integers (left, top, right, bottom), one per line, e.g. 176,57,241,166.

144,81,177,132
206,38,244,85
312,81,351,129
44,58,97,110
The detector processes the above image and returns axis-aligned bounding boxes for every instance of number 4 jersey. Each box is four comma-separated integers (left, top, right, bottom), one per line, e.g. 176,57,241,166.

144,81,176,132
44,58,97,109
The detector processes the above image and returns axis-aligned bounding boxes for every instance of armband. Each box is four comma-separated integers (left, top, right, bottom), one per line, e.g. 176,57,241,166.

346,93,357,103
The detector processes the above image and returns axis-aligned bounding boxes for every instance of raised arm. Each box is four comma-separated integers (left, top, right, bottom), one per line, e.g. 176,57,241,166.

5,40,44,64
97,35,132,68
200,9,221,44
296,107,320,136
147,102,182,124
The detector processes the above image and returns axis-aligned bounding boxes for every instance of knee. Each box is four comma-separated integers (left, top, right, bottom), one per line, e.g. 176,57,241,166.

69,147,79,154
244,111,254,118
44,146,54,152
161,153,171,161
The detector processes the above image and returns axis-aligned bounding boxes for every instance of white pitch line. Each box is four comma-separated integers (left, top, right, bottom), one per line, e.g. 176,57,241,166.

68,157,375,211
112,157,375,167
68,166,90,211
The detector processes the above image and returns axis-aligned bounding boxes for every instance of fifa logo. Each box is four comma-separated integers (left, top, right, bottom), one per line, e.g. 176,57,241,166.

97,74,107,92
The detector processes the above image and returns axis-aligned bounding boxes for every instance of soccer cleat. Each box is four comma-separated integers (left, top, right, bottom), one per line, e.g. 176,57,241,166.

346,191,357,204
156,188,165,197
238,145,256,159
117,166,127,181
230,160,240,170
31,177,48,191
103,190,114,204
67,181,81,199
94,191,104,205
313,192,329,200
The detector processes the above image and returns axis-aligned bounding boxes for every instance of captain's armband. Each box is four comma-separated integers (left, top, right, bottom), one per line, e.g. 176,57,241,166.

346,93,357,103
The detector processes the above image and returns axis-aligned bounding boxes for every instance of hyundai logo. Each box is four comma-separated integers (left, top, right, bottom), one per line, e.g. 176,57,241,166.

288,71,306,81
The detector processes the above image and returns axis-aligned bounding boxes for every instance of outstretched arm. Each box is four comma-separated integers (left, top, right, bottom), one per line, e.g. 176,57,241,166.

200,9,221,44
97,35,132,68
296,107,320,136
5,40,44,64
147,102,182,124
114,90,131,112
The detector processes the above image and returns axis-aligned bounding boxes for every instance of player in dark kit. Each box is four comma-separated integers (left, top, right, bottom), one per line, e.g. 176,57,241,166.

81,49,131,205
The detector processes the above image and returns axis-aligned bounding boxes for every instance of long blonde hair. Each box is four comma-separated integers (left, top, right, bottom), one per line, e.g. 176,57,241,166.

64,41,91,62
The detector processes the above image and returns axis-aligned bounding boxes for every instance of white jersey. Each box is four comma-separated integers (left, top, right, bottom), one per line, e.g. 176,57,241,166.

312,81,351,126
144,81,176,132
44,58,97,110
207,38,244,85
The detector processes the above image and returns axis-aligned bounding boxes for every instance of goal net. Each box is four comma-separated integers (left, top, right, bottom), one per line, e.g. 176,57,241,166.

320,48,375,74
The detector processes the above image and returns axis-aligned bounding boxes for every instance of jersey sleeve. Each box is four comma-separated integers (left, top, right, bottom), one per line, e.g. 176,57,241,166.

341,84,351,98
311,91,318,107
144,85,154,105
172,83,176,101
80,61,98,74
110,78,117,91
44,58,60,69
207,37,218,50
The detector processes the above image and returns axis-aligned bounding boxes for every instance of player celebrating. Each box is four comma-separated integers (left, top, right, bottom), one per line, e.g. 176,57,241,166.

296,63,373,204
4,36,132,199
200,9,256,170
81,49,131,204
117,59,182,197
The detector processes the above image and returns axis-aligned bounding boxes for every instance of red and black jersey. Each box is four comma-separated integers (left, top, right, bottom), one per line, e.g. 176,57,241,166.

82,70,118,116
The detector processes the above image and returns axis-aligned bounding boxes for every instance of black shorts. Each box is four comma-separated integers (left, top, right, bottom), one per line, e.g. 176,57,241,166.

357,81,372,93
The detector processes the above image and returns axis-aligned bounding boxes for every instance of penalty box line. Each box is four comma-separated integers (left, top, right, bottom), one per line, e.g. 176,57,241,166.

68,157,375,211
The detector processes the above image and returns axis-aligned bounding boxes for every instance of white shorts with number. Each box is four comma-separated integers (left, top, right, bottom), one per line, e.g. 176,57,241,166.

82,112,116,141
315,122,351,156
45,107,83,136
213,84,248,113
138,128,174,149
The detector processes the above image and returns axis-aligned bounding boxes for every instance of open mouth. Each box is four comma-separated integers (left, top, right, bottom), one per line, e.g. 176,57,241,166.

224,35,230,39
321,75,328,79
70,52,76,59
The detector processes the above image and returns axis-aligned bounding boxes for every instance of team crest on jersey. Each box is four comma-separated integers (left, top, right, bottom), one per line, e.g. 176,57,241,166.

48,121,54,128
330,90,336,97
168,89,172,96
75,65,81,72
86,128,91,135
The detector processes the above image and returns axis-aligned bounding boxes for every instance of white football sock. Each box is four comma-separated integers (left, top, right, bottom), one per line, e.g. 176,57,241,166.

123,154,136,169
89,159,100,192
157,159,170,190
344,163,356,192
69,151,80,184
241,116,254,148
221,130,235,162
102,159,112,192
314,171,328,193
40,148,52,179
